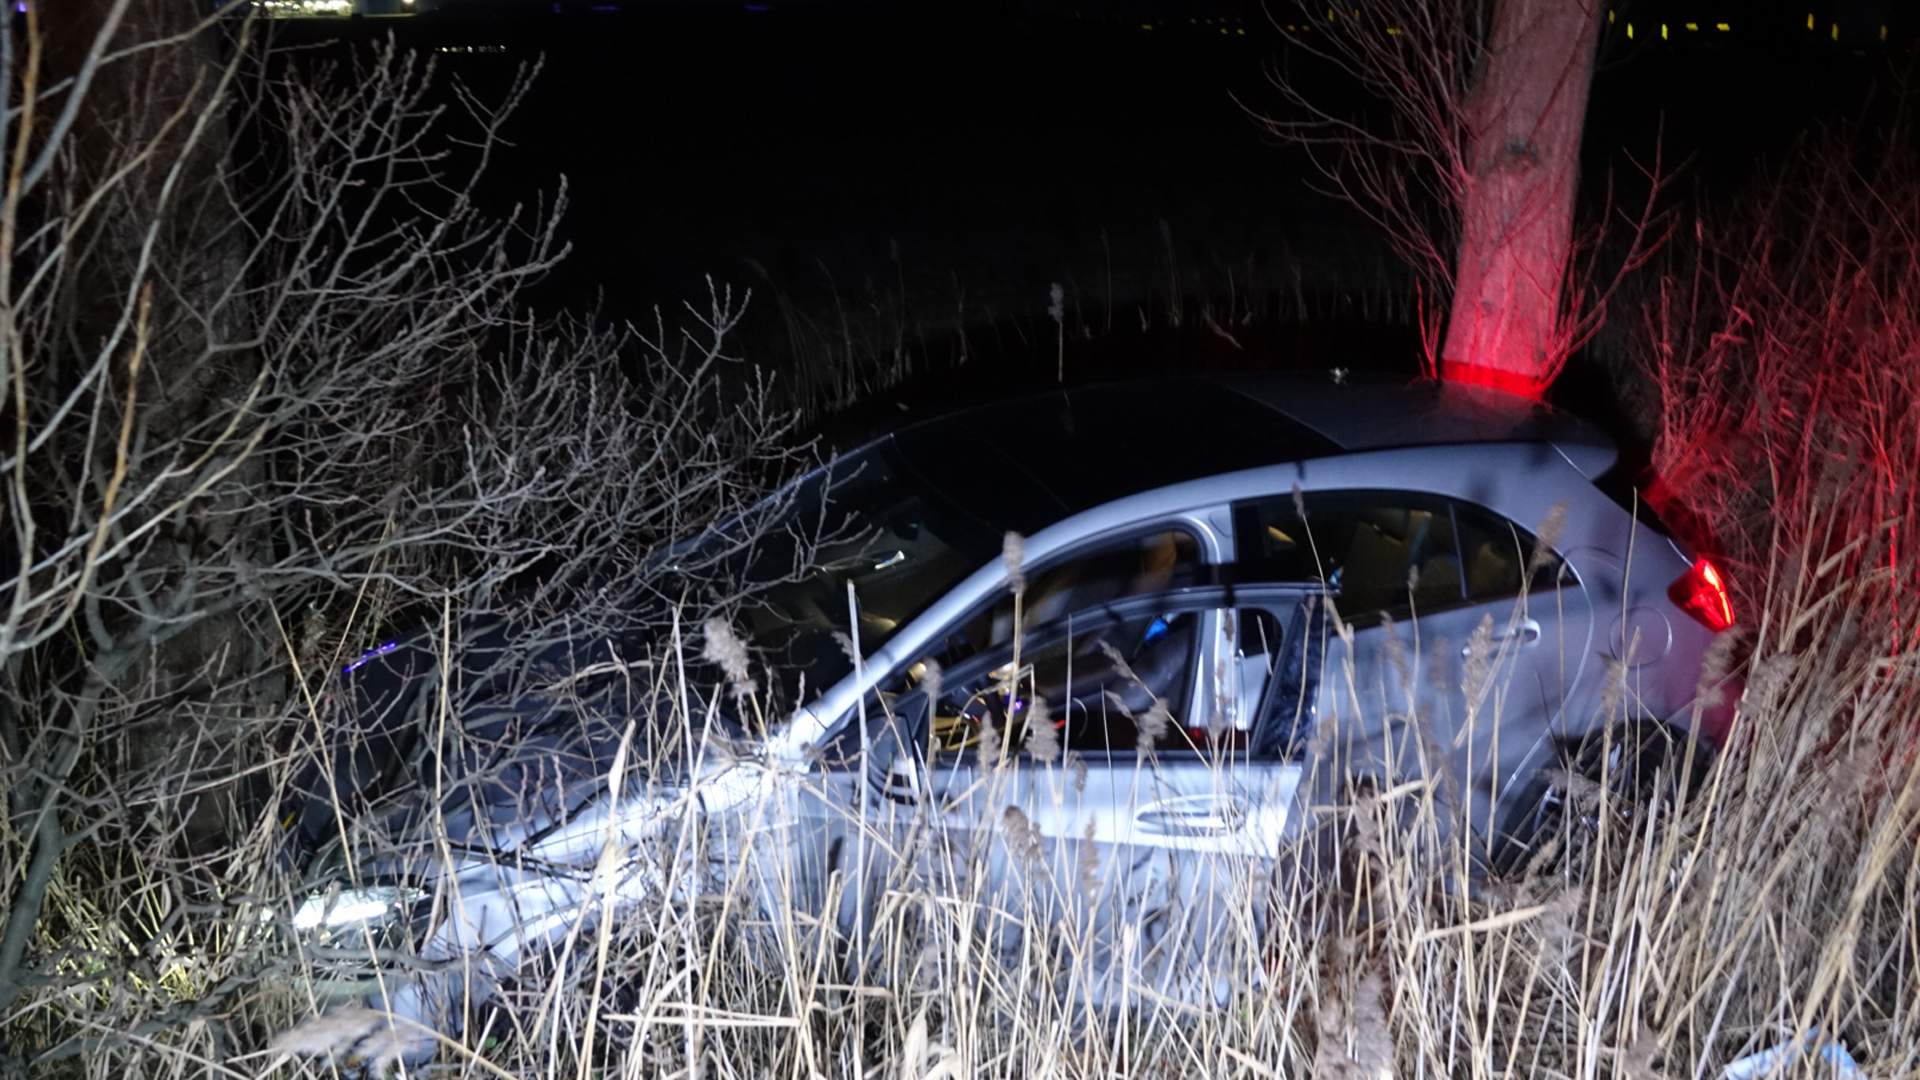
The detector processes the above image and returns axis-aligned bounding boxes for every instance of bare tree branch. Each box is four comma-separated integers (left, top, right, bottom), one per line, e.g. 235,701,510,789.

0,13,802,1067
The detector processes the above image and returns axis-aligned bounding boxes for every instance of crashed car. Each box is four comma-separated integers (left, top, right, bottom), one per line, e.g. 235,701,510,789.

285,375,1737,1040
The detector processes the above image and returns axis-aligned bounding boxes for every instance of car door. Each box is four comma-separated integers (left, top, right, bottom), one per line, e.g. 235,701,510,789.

836,586,1315,1002
778,526,1214,972
1234,491,1594,849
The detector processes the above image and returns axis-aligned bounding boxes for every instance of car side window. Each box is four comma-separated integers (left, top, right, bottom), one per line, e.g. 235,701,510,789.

1234,491,1567,622
921,601,1300,761
1453,499,1571,601
929,605,1202,758
839,529,1206,759
843,591,1309,768
926,528,1204,667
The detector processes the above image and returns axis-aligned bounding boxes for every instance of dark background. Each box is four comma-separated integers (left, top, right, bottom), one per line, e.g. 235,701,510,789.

268,0,1910,423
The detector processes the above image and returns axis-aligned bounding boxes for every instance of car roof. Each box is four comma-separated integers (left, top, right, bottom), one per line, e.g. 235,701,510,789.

1215,374,1617,476
882,375,1617,533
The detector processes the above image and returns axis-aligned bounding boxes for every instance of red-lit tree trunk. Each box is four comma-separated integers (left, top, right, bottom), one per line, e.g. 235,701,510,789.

1439,0,1603,398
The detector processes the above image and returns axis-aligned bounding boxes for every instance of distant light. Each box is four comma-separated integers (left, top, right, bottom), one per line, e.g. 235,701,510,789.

1625,22,1632,38
1140,21,1151,29
1717,23,1730,31
1881,25,1889,41
1831,22,1838,40
1807,13,1814,30
1683,22,1696,31
1607,9,1614,23
1660,23,1667,39
1385,26,1401,35
1236,27,1244,35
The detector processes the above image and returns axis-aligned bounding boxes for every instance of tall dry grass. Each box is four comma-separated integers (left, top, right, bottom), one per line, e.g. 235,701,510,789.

254,141,1920,1080
24,124,1920,1080
247,586,1917,1080
249,493,1919,1080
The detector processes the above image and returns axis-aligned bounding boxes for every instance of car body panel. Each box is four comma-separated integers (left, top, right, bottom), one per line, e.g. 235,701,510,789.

786,439,1649,760
788,584,1315,997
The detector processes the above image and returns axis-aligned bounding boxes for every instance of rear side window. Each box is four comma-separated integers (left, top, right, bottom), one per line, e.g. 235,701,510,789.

1453,500,1565,602
1234,491,1568,621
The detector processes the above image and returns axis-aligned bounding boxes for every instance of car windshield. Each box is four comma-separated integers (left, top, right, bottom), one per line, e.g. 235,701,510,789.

678,439,1003,705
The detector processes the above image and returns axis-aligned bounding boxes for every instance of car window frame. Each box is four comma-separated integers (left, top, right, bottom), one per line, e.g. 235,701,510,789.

1231,489,1573,626
824,519,1216,721
930,587,1215,763
834,582,1326,768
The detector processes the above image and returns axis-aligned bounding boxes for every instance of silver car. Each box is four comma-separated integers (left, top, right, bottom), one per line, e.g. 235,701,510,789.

290,375,1737,1041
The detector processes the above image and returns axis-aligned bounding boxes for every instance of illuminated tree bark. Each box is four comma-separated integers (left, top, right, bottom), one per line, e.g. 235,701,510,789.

1439,0,1604,397
1260,0,1623,400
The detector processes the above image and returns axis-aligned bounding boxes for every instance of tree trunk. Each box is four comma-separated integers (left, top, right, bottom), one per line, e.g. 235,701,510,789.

1440,0,1602,398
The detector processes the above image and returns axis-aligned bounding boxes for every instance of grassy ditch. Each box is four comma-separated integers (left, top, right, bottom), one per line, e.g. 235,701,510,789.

235,545,1918,1080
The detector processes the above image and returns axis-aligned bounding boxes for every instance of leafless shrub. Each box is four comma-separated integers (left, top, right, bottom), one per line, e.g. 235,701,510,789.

1636,135,1920,653
0,12,796,1073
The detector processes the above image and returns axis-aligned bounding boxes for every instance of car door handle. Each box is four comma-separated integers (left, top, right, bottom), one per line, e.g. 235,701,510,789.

1464,618,1540,656
1133,794,1247,837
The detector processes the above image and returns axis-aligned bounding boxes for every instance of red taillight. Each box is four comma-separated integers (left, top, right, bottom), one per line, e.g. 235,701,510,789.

1670,557,1735,631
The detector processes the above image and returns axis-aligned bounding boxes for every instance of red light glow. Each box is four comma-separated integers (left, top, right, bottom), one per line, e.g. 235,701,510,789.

1437,359,1548,400
1670,557,1736,631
